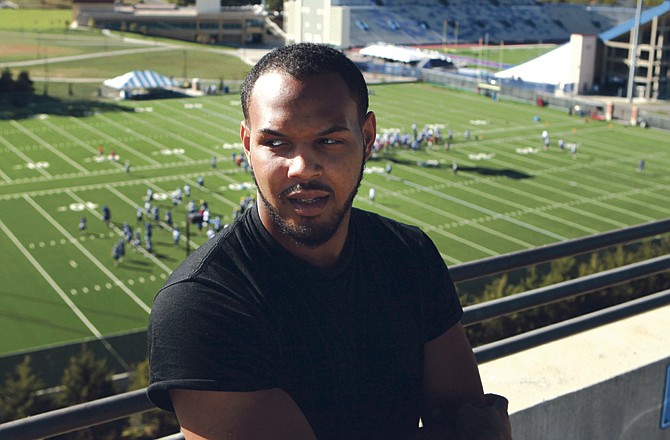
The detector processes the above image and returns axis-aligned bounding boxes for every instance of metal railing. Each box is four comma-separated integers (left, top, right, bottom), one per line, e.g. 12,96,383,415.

1,219,668,440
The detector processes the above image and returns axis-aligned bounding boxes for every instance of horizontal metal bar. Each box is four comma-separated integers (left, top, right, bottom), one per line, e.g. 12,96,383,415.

450,218,670,283
462,253,670,326
0,389,154,440
474,288,670,363
1,219,667,438
157,433,185,440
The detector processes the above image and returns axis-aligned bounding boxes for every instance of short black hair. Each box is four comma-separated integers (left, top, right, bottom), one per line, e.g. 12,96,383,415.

241,43,368,122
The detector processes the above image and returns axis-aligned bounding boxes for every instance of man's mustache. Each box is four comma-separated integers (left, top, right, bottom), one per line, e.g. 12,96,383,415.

281,182,333,197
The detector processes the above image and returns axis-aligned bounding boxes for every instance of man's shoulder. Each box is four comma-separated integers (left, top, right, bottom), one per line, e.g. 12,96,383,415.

160,215,253,293
352,208,426,246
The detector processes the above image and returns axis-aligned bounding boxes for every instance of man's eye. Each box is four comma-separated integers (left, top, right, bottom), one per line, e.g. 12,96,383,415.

320,138,340,145
264,139,285,147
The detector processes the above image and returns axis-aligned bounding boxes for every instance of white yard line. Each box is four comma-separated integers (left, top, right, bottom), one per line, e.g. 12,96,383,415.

466,178,601,234
68,116,160,165
375,182,537,248
95,113,195,162
0,166,12,184
0,133,52,178
357,196,499,261
10,120,90,174
153,100,241,135
0,219,129,370
397,164,568,241
118,111,219,157
187,173,246,210
24,194,152,314
69,188,175,275
41,118,122,168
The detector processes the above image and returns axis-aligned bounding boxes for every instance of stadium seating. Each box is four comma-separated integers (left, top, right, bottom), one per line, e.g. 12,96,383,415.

343,0,634,47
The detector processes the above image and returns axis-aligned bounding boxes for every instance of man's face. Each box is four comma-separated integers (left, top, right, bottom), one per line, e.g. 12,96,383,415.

241,71,376,248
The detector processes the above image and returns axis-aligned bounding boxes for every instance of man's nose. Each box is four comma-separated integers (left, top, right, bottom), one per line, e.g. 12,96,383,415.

287,147,322,180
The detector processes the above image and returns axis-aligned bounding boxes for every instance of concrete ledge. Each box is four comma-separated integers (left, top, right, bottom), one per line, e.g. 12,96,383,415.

478,303,670,439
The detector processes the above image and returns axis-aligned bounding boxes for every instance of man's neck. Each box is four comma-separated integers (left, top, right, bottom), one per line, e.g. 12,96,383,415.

259,211,351,269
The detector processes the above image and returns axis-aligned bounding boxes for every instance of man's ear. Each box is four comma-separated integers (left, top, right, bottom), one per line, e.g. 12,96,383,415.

362,111,377,161
240,120,251,161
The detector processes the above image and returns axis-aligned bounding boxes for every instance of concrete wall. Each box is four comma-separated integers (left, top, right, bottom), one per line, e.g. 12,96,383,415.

479,303,670,440
510,358,670,440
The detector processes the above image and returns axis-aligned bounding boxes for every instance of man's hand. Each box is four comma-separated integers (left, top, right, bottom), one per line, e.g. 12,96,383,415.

455,393,512,440
416,394,512,440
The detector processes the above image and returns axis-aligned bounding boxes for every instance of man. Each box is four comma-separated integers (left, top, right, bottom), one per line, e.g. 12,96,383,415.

147,43,510,439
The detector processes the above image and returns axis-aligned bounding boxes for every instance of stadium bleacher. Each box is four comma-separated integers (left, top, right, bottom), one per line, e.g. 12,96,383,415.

342,0,635,47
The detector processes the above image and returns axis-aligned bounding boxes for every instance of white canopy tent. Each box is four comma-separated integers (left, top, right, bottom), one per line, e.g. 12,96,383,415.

103,70,178,91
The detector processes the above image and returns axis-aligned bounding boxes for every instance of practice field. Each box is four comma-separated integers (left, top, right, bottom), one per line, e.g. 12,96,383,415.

1,83,669,365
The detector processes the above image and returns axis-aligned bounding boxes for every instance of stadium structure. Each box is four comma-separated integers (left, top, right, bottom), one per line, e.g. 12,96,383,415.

72,0,286,45
71,0,670,99
493,2,670,100
75,0,638,48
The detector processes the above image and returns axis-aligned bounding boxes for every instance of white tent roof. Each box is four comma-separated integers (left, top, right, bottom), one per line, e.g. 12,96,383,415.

359,43,450,64
493,44,571,86
103,70,178,90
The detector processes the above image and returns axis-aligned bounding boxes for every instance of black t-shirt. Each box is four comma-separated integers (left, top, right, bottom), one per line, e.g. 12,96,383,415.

147,206,462,439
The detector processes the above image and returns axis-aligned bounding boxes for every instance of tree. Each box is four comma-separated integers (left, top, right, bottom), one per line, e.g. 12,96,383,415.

51,346,119,440
0,68,14,94
122,358,180,439
14,71,34,94
0,356,45,423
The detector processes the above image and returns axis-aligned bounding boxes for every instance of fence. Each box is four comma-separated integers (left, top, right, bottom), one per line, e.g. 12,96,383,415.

0,219,668,439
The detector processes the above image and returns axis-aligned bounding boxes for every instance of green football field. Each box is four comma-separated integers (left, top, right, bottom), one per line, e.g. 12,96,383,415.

1,82,669,363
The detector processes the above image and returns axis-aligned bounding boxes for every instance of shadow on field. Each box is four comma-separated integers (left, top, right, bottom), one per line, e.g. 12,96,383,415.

0,94,133,120
457,166,532,179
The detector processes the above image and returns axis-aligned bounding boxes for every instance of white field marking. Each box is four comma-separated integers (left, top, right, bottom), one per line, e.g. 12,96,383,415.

70,188,174,275
139,179,218,249
158,148,185,156
154,100,240,135
227,182,255,191
95,113,195,161
517,177,639,227
355,194,491,263
378,178,536,248
106,183,199,252
555,164,670,217
416,154,604,235
10,120,90,174
0,168,246,201
41,119,124,169
468,153,495,161
0,166,12,183
0,133,52,178
24,195,152,314
426,145,630,229
398,164,568,241
68,116,160,165
118,111,220,158
186,174,243,210
473,177,601,235
147,103,238,145
0,219,129,370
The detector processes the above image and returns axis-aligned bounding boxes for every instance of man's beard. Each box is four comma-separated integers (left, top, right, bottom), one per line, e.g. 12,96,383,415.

251,161,365,248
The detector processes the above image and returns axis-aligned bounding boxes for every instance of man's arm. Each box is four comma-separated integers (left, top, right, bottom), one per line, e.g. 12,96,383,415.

422,322,486,412
420,323,512,440
170,388,317,440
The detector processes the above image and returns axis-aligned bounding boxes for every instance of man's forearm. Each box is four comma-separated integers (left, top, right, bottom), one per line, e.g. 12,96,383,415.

417,394,512,440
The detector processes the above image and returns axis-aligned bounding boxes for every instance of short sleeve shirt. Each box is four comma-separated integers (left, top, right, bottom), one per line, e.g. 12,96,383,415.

147,206,462,439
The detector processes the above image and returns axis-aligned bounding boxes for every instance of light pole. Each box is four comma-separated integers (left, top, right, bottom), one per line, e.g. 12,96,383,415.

626,0,643,102
454,21,459,47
